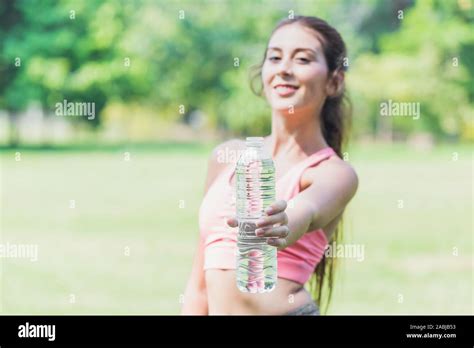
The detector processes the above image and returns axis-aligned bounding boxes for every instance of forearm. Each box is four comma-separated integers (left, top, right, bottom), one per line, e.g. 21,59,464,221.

285,198,317,247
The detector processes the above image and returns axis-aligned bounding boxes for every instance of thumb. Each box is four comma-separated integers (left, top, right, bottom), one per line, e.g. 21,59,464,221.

226,217,238,228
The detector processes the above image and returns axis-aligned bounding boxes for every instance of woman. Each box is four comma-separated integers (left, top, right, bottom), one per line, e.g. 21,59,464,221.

181,15,358,315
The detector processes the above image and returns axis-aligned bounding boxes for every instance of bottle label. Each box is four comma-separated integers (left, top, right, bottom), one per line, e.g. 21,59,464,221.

238,220,257,239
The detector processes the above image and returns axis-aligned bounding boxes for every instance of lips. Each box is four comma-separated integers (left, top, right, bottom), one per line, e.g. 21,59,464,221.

274,84,299,97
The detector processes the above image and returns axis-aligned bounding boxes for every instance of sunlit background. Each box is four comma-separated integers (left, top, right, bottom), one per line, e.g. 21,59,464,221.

0,0,472,314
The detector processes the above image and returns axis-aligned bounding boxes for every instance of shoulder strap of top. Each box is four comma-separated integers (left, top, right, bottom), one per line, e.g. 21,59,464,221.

279,147,337,200
294,147,335,170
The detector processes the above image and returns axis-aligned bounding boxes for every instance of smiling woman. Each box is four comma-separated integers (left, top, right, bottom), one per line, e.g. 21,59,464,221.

182,15,357,316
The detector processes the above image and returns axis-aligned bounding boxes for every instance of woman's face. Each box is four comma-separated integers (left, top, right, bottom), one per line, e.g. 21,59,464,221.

261,23,331,114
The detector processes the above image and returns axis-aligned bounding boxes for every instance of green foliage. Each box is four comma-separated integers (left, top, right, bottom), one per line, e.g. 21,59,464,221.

349,0,473,140
0,0,472,142
1,0,148,126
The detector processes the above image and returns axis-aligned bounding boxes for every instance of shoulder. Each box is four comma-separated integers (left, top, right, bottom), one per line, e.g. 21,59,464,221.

204,139,245,191
301,154,358,233
303,154,359,196
325,156,358,185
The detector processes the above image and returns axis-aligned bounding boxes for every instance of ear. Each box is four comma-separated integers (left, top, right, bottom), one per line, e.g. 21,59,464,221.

325,70,345,97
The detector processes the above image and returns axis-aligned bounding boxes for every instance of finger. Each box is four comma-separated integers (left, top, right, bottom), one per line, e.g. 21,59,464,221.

226,217,238,228
256,225,289,238
265,200,287,215
267,238,288,250
256,212,288,228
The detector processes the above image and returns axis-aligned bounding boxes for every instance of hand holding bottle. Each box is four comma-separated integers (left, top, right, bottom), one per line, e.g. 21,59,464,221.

226,199,290,250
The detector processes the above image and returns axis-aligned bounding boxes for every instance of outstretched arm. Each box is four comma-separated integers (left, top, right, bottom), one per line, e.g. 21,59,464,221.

227,158,358,249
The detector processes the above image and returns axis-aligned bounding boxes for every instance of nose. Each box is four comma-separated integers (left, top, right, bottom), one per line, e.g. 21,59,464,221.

276,57,293,76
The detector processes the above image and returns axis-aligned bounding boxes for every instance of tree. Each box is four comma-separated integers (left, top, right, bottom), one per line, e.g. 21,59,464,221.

0,0,150,145
349,0,473,141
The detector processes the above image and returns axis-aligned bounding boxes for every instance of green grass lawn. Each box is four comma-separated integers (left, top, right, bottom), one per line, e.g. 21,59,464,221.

0,142,472,314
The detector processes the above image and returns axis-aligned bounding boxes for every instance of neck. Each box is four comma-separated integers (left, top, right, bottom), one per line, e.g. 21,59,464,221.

268,107,328,159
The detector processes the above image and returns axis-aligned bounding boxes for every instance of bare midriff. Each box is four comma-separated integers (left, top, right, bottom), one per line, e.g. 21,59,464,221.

205,269,314,315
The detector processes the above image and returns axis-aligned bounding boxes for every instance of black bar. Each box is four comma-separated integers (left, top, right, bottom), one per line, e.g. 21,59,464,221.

0,315,472,346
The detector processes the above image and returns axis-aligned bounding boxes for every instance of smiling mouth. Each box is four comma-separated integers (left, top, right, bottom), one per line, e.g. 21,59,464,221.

274,84,299,96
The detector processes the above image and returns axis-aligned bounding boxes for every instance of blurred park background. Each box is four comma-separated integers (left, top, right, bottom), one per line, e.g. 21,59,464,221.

0,0,472,314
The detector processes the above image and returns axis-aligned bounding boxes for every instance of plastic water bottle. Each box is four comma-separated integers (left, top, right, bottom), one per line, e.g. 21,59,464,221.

236,137,277,293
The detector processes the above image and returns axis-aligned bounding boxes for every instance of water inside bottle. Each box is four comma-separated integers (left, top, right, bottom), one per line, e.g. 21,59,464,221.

236,138,277,293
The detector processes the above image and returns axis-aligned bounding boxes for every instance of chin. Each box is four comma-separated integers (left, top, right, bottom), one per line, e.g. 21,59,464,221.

270,99,301,114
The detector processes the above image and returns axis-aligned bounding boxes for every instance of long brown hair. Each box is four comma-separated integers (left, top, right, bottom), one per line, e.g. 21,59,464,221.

249,15,351,313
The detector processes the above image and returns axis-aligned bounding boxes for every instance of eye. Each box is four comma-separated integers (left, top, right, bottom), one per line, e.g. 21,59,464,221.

296,57,310,63
268,56,281,62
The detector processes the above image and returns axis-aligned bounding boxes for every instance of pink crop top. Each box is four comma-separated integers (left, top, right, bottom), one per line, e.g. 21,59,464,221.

198,146,336,285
